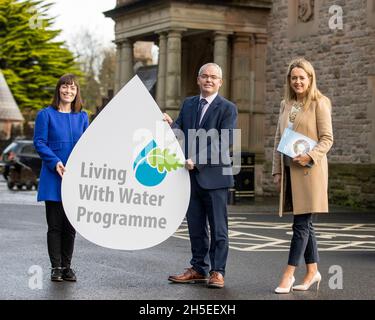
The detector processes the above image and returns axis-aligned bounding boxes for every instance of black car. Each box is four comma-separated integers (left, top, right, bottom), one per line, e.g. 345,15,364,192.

0,139,41,190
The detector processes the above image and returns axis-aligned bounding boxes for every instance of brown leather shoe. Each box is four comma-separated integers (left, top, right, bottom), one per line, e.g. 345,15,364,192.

207,271,225,288
168,268,208,284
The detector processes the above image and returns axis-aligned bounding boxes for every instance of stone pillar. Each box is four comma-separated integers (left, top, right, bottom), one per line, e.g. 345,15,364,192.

249,34,256,112
156,33,167,110
231,34,251,112
251,33,267,154
165,30,183,113
119,39,134,89
114,41,122,94
180,38,189,99
252,33,267,196
231,33,251,151
214,32,231,98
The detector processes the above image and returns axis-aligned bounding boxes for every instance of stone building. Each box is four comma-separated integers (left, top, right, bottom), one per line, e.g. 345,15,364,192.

105,0,375,208
0,70,24,142
264,0,375,208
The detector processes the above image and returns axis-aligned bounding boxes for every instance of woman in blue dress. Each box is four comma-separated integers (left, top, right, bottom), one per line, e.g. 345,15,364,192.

34,74,89,282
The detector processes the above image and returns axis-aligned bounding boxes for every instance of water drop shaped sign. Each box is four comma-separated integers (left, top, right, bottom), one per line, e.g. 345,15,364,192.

61,76,190,250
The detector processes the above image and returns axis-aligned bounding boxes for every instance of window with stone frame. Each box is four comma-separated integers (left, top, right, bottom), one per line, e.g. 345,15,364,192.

288,0,319,39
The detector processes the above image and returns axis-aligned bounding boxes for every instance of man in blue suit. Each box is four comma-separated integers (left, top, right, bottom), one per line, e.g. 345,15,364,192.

164,63,238,288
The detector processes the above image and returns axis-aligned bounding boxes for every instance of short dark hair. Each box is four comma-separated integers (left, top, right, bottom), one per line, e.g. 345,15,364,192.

51,74,83,113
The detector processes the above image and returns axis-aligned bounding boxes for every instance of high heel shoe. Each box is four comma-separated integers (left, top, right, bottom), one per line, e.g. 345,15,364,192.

274,276,295,294
292,271,321,291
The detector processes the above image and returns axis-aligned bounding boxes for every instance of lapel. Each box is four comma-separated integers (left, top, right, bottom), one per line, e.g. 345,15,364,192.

190,96,200,129
280,101,308,132
293,104,309,131
281,102,291,133
199,95,221,128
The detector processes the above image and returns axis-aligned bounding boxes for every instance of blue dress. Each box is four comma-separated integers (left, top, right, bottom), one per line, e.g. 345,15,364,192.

34,106,89,201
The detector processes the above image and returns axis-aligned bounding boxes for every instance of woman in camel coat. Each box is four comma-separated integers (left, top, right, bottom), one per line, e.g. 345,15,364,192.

272,58,333,294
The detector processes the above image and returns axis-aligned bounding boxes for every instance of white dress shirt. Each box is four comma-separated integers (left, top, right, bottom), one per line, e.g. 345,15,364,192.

198,92,218,124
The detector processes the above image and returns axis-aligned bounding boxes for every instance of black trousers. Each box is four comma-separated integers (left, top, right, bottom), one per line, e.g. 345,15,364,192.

45,201,76,268
284,167,319,266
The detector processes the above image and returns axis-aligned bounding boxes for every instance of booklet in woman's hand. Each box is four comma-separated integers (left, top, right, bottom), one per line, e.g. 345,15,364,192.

277,128,317,167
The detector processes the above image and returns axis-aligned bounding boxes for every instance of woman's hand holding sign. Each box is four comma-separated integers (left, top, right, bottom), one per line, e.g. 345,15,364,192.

56,161,66,178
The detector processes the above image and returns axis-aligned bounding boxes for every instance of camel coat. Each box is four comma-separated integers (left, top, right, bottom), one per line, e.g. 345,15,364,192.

272,97,333,217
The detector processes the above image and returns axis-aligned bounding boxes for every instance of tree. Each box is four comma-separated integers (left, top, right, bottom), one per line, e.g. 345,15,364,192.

70,29,115,112
69,29,102,112
0,0,81,113
98,48,115,98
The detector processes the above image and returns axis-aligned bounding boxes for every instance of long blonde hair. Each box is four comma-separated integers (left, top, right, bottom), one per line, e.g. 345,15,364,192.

284,58,326,109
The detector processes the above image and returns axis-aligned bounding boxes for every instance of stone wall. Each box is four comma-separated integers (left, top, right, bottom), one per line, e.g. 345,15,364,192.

263,0,375,208
329,164,375,208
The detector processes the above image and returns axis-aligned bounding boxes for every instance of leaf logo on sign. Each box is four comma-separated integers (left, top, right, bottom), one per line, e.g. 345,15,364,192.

133,139,184,187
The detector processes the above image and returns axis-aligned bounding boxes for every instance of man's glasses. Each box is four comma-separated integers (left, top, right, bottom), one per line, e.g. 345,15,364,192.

199,74,221,81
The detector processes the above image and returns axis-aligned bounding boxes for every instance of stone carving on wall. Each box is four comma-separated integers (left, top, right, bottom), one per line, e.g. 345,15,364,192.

298,0,314,22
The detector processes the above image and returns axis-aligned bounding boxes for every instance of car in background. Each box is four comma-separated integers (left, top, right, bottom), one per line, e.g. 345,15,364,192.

0,139,41,190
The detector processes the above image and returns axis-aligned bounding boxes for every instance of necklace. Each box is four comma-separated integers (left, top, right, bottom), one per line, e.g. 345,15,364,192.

289,101,303,123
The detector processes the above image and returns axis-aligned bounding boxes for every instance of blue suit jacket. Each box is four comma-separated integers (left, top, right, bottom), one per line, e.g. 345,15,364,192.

173,95,238,189
34,106,89,201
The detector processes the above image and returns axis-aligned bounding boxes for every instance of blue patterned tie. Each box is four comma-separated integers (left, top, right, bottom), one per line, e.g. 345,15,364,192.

195,98,207,129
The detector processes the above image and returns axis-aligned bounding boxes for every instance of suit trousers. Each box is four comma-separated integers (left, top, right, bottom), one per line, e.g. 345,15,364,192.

187,170,229,276
45,201,76,268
